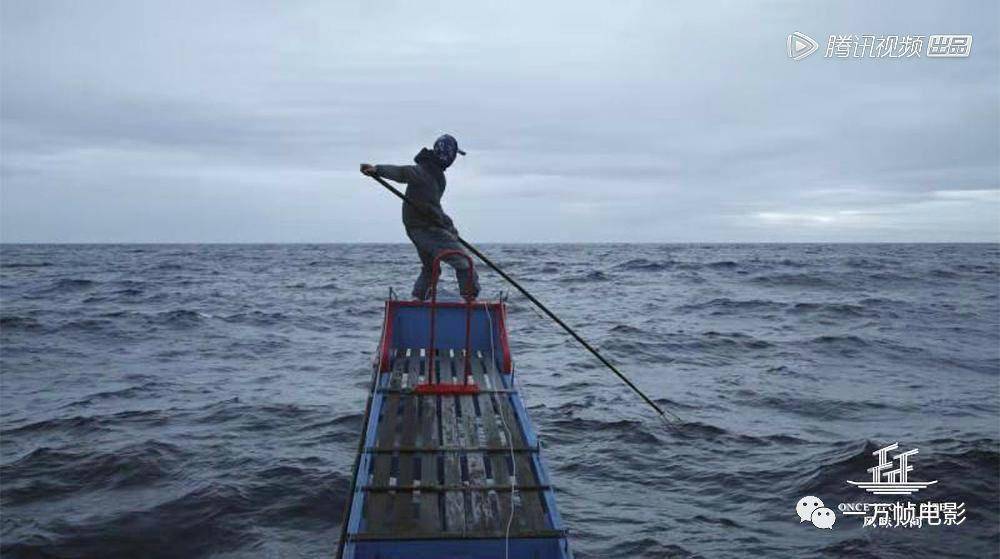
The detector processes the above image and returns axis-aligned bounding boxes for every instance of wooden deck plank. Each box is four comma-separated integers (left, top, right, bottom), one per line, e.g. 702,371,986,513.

398,375,419,454
501,452,533,533
513,452,550,531
467,450,493,532
481,413,549,533
444,342,458,375
469,350,487,387
366,350,410,535
457,394,488,533
357,345,555,541
376,352,403,449
391,378,420,532
416,451,442,533
416,394,437,449
416,347,426,384
439,351,465,534
485,451,514,535
362,452,394,533
473,357,505,449
387,348,403,390
417,390,441,533
481,353,506,390
492,392,527,449
470,389,500,532
456,394,480,449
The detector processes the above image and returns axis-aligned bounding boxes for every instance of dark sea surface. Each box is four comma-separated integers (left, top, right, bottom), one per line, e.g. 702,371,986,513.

1,243,998,559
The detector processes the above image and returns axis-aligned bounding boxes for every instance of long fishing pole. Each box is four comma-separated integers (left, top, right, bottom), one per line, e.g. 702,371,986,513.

365,172,680,424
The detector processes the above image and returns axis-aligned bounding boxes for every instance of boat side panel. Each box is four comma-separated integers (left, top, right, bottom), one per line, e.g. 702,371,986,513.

345,375,387,536
507,383,570,537
388,303,510,372
350,537,566,559
377,303,396,372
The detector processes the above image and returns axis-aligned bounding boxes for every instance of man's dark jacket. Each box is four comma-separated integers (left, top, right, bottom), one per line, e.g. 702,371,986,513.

375,153,455,233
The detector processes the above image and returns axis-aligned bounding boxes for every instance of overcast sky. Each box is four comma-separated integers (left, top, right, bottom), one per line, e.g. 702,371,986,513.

2,1,997,242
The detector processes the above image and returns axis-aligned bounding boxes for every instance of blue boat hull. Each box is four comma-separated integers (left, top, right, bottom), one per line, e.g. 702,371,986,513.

337,300,572,559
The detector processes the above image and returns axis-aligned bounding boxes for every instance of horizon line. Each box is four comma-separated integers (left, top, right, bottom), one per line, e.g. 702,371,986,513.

2,241,998,246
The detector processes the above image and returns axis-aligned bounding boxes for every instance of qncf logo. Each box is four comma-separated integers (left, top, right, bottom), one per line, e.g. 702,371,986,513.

796,496,836,529
795,442,966,530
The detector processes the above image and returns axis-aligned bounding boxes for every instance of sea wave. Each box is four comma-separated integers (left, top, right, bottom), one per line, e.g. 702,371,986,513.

1,243,996,559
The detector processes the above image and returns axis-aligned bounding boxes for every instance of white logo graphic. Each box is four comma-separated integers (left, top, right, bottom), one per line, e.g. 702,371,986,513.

796,496,823,522
841,501,966,528
796,443,966,529
847,443,938,495
825,34,925,58
812,507,836,529
927,35,973,58
796,496,836,529
787,31,819,60
789,33,972,60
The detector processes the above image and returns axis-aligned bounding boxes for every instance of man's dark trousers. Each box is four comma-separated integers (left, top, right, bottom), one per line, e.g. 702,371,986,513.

406,227,480,300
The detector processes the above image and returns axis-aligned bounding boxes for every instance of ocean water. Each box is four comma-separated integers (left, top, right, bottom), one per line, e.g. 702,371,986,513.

1,243,998,559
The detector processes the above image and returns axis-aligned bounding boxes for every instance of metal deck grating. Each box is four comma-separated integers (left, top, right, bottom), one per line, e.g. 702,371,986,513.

356,347,556,540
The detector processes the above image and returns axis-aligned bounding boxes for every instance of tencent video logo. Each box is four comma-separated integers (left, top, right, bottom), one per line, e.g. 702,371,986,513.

787,31,819,60
787,32,972,60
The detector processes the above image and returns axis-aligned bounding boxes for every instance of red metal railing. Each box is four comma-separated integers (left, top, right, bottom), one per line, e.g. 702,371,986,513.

414,250,479,395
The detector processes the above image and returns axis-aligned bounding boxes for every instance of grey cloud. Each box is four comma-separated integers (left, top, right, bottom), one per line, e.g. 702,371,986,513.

1,0,997,242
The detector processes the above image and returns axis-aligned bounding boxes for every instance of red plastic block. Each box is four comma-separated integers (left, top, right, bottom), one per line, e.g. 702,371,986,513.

413,383,480,395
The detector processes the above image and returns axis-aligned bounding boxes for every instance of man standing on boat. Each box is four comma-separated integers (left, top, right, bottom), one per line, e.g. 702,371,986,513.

360,134,480,301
